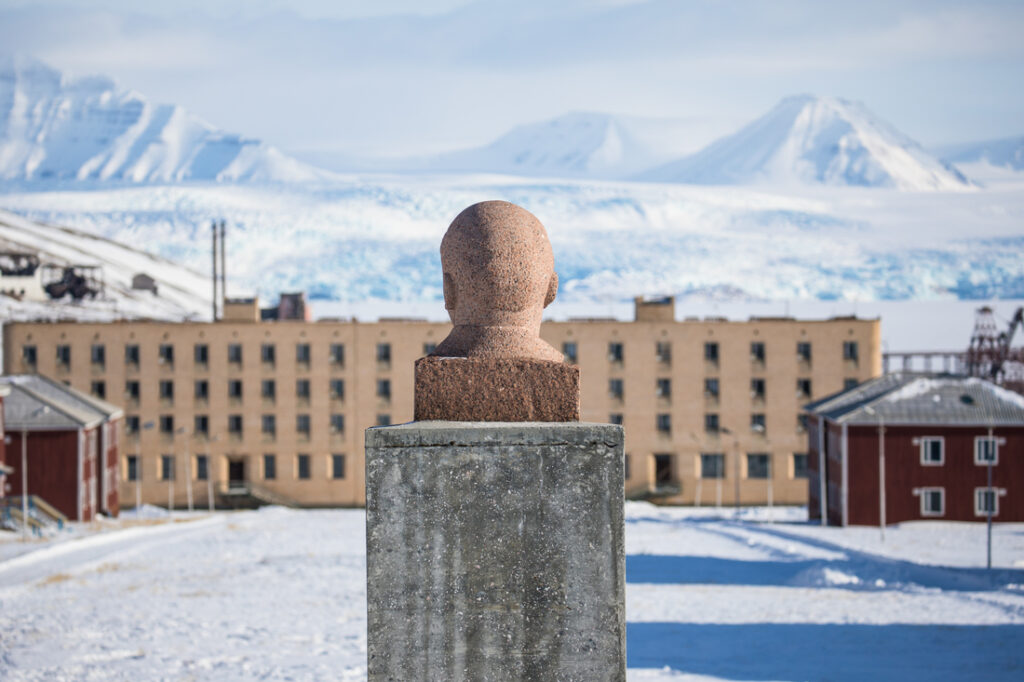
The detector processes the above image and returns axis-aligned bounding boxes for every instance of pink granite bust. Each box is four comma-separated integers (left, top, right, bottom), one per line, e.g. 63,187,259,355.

414,201,580,421
431,201,563,362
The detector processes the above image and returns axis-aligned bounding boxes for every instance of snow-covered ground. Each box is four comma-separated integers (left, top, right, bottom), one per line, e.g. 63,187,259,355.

1,504,1022,681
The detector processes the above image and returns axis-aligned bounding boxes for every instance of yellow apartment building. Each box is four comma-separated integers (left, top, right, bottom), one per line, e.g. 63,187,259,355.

2,297,880,508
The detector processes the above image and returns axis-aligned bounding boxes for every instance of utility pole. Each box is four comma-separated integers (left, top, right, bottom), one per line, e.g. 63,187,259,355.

987,423,994,570
21,427,28,541
864,406,886,542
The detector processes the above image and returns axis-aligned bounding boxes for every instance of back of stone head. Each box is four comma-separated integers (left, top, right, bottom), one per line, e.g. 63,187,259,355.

441,201,558,327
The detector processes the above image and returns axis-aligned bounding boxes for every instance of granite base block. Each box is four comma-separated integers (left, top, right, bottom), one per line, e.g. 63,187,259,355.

365,421,625,682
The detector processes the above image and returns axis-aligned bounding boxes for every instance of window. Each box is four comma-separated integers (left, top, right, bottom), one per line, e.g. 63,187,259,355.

261,344,276,364
296,379,311,399
227,380,244,401
228,415,243,434
656,342,672,364
654,454,673,484
656,414,671,434
296,343,311,364
704,378,720,398
608,342,624,363
126,455,139,482
747,453,770,479
296,414,311,436
330,343,345,366
23,345,37,366
793,453,808,479
158,344,174,365
920,487,944,516
704,342,719,363
701,453,725,479
656,378,671,398
423,342,437,355
750,342,765,363
56,344,71,368
843,341,859,361
161,455,175,481
196,455,209,481
125,344,140,366
975,488,999,517
159,415,174,435
331,414,345,434
797,378,812,399
264,454,277,480
262,379,276,400
609,414,623,425
751,413,766,433
332,454,346,479
797,342,812,362
194,415,209,436
920,437,944,465
297,454,311,480
228,344,243,365
705,413,720,433
330,379,345,400
376,379,391,400
376,343,391,363
975,436,999,465
194,344,208,365
751,379,766,400
126,416,140,435
609,379,624,400
159,380,174,400
844,378,859,391
262,415,276,435
125,381,140,401
797,414,809,433
91,344,105,366
377,414,391,426
91,381,106,399
195,380,209,400
563,342,578,364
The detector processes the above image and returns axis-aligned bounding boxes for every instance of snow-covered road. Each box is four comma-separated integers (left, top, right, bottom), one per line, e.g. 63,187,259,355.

1,505,1023,680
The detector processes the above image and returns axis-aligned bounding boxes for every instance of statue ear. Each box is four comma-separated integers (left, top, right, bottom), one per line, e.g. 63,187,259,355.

443,272,456,310
544,272,558,308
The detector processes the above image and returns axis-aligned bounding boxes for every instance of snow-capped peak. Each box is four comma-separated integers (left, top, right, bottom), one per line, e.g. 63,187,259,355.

640,95,971,191
0,54,333,184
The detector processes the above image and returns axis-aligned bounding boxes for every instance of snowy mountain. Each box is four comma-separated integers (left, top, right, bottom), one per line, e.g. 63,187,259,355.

937,136,1024,172
639,95,971,191
422,112,696,179
0,207,211,321
0,55,332,183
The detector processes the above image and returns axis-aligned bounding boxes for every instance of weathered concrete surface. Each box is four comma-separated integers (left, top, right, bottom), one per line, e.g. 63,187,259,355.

365,422,625,682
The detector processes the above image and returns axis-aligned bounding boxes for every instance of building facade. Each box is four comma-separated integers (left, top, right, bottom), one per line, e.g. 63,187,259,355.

805,374,1024,525
3,298,880,508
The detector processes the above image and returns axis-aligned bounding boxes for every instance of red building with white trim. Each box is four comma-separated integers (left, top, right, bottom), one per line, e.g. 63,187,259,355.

1,375,123,521
805,374,1024,525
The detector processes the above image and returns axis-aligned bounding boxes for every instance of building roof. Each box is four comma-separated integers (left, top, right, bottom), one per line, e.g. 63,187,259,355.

805,372,1024,426
0,374,123,430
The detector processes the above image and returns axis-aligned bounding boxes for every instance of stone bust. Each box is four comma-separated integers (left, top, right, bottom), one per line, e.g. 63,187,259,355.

431,201,564,363
415,200,580,421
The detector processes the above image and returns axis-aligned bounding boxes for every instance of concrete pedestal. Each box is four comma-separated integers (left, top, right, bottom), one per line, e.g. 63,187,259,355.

365,421,625,682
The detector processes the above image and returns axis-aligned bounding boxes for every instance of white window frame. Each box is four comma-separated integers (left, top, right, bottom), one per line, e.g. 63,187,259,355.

974,436,1001,466
919,437,944,466
919,487,944,517
974,487,1001,517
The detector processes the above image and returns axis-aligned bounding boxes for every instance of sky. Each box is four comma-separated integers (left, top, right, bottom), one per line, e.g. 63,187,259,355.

1,0,1023,160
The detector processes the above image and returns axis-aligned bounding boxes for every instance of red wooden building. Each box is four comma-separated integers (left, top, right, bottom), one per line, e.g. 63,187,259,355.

805,373,1024,526
0,383,11,498
1,375,123,521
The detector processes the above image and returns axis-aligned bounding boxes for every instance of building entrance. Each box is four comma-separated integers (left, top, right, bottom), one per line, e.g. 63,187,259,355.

228,459,246,488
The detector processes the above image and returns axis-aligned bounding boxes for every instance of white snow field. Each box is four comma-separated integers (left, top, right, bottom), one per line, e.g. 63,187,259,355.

1,504,1022,681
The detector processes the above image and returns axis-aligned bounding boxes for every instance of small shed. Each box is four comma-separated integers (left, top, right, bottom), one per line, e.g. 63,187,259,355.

1,375,124,521
131,272,158,295
805,373,1024,525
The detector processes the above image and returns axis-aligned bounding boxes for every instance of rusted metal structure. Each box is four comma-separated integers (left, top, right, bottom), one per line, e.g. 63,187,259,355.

41,264,104,301
966,306,1024,394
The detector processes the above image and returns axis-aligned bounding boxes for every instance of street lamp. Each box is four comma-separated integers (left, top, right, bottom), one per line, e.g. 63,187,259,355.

176,426,193,513
20,405,51,540
720,426,742,514
863,405,886,542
